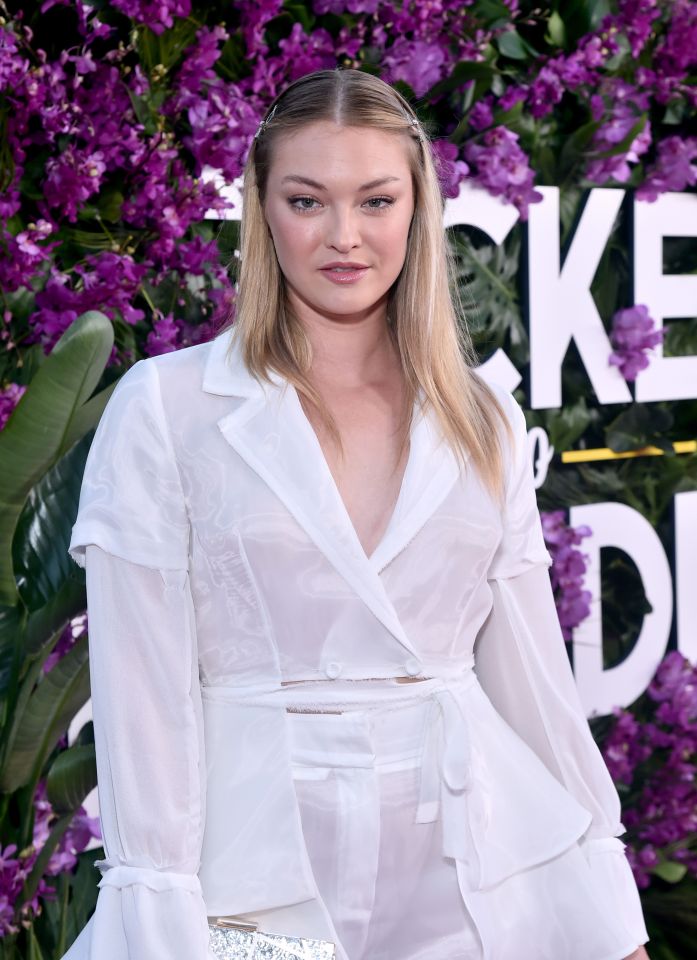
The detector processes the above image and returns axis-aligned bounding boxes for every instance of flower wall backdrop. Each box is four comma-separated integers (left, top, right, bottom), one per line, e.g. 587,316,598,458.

0,1,695,958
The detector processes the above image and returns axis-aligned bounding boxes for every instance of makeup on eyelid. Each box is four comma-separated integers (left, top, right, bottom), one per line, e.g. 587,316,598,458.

287,196,396,213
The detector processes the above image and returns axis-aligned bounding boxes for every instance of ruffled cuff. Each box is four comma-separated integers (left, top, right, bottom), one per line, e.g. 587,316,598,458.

60,865,215,960
578,837,650,951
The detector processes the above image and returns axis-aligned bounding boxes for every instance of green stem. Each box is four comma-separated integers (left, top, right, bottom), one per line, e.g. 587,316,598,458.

139,285,159,318
95,216,118,250
56,871,69,958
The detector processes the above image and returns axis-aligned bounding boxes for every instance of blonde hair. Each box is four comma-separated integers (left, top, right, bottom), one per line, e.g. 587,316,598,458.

220,68,512,502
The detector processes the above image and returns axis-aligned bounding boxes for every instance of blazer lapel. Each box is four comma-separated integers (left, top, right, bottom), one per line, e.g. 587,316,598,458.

368,400,464,575
201,329,461,660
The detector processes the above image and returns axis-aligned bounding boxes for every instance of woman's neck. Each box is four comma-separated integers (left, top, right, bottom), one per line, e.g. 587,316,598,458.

298,313,400,390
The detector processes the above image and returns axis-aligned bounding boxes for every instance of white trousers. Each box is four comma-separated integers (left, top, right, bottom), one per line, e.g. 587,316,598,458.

283,680,484,960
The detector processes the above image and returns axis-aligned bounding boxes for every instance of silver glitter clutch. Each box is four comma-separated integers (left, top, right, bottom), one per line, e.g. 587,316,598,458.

207,916,336,960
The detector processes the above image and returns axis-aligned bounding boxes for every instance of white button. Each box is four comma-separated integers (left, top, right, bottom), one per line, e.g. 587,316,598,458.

405,657,422,677
325,661,342,679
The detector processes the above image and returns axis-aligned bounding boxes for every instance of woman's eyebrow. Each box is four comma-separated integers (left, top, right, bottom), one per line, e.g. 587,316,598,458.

280,175,401,191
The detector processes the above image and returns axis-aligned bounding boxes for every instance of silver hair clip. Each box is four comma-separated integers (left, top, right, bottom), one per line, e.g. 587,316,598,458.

254,103,278,141
408,114,424,141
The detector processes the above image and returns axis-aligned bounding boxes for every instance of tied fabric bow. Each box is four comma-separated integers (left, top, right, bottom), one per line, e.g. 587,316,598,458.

414,676,491,884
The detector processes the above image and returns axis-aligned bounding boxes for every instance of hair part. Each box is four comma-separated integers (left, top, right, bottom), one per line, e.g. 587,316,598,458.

220,68,512,504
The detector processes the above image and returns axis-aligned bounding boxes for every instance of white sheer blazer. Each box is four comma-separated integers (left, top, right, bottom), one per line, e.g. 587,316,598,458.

61,329,649,959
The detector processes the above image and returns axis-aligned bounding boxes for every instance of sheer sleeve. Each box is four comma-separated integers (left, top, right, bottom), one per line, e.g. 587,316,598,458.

474,387,650,951
61,546,212,960
62,358,213,958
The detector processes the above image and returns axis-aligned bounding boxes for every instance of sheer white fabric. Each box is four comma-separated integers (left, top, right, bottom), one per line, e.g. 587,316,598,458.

61,331,650,960
475,566,649,951
474,392,648,950
68,358,189,572
62,545,214,960
63,549,649,960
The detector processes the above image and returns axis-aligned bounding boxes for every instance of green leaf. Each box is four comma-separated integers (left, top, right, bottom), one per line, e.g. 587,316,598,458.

2,652,49,777
426,61,495,99
663,318,697,359
1,287,36,335
473,0,511,27
496,98,524,126
65,382,117,454
651,860,688,884
546,10,566,47
557,119,602,184
0,311,113,606
26,926,46,960
0,603,24,726
662,101,686,125
14,438,93,614
134,19,199,72
125,88,153,131
22,575,86,663
645,944,684,960
534,145,557,186
557,0,611,44
97,188,125,224
558,187,584,241
46,743,97,813
641,874,697,956
284,1,315,32
496,29,530,60
61,227,118,250
389,79,417,104
40,849,103,956
450,228,525,363
0,634,90,793
546,398,593,450
217,32,249,78
604,404,674,453
21,812,74,917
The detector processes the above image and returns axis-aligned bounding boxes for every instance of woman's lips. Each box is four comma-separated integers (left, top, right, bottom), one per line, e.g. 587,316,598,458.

319,267,369,284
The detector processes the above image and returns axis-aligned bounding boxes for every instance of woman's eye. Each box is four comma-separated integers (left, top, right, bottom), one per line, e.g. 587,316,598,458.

364,196,394,210
288,196,319,212
287,196,395,213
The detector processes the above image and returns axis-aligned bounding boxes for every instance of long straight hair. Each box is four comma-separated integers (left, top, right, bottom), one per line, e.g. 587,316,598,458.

220,68,512,502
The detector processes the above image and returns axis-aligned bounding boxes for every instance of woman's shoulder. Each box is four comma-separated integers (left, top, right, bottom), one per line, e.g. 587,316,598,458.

110,338,218,419
93,339,218,459
471,371,525,440
135,338,214,390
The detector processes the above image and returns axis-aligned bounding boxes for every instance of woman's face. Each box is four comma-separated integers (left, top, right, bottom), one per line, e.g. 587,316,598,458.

262,121,415,326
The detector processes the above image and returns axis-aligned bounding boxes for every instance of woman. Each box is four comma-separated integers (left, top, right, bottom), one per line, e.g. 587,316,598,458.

64,69,651,960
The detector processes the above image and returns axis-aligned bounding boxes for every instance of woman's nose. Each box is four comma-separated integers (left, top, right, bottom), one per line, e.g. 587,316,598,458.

324,206,361,251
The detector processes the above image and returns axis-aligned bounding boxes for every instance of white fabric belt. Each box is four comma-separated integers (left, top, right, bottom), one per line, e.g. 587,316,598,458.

413,672,484,869
201,658,482,870
96,663,482,896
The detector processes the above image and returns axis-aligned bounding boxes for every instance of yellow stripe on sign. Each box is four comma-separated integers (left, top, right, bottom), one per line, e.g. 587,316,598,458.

561,440,697,464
